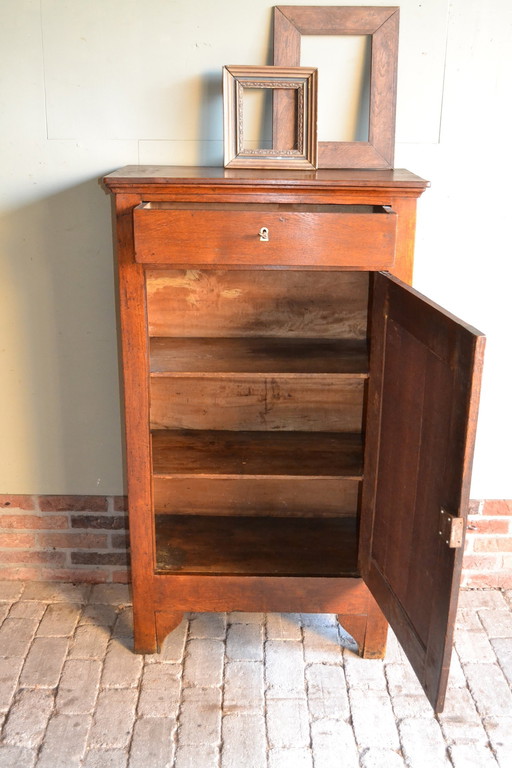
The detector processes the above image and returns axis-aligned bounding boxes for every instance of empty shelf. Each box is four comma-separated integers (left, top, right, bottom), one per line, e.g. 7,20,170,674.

155,514,359,576
152,430,364,479
149,337,368,376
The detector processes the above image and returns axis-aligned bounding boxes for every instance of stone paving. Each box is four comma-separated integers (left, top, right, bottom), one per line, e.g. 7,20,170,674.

0,582,511,767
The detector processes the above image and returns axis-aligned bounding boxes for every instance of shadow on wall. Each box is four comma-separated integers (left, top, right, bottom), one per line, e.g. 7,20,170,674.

196,16,273,166
198,70,224,166
0,179,125,494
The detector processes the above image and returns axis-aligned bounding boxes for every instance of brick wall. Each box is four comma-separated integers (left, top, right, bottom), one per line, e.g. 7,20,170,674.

1,495,511,587
0,495,129,583
461,499,512,589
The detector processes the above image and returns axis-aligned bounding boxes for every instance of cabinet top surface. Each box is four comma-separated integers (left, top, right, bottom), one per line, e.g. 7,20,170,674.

103,165,429,193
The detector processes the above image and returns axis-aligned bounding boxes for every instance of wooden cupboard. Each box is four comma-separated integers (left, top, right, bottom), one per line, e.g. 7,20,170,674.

103,166,484,712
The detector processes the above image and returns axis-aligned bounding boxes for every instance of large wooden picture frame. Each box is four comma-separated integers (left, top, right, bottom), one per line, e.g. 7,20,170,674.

223,65,318,170
273,6,399,169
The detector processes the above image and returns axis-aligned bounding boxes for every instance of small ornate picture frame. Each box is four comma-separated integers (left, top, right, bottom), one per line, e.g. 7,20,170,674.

223,65,318,169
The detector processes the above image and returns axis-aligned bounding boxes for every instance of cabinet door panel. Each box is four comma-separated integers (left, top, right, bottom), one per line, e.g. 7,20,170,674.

360,272,485,712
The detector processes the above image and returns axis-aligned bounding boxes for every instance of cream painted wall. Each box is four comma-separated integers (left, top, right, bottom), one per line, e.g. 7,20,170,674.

0,0,510,496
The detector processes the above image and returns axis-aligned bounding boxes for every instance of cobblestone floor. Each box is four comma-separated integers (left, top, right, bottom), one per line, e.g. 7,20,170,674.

0,582,511,767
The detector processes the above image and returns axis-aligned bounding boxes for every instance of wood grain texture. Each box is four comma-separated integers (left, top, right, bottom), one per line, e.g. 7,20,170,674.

153,476,360,518
140,202,381,212
152,430,363,479
360,272,485,712
103,165,427,189
153,574,374,615
370,12,399,165
273,7,399,169
338,591,388,659
146,269,369,339
275,6,399,34
149,337,368,375
223,65,318,170
133,203,396,267
154,514,359,576
150,376,365,432
105,165,431,682
113,193,157,654
388,197,417,283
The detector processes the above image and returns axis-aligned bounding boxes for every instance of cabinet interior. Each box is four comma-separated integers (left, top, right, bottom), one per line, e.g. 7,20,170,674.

139,202,388,213
146,268,370,577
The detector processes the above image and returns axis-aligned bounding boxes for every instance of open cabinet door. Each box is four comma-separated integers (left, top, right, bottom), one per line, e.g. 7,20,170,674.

360,272,485,712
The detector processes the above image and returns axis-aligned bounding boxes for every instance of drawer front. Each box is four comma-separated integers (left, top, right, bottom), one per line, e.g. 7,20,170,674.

133,203,396,268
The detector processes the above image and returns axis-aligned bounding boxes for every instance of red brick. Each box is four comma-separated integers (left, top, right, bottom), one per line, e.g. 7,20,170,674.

466,518,509,534
473,537,512,553
111,533,130,550
71,552,129,566
0,495,36,510
482,500,512,516
0,532,36,548
113,569,131,583
38,495,109,512
113,496,128,512
459,573,474,588
0,550,67,565
0,514,69,530
462,572,512,589
0,566,46,580
71,515,126,530
37,532,108,549
39,568,110,583
462,553,503,570
468,499,482,515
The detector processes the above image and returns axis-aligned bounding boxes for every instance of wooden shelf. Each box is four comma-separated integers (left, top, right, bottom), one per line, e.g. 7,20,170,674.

149,337,368,376
154,514,359,576
152,430,363,479
153,476,360,518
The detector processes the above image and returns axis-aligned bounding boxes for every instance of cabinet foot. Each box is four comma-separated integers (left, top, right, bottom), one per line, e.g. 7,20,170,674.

133,610,184,654
155,610,185,651
133,625,159,655
337,594,388,659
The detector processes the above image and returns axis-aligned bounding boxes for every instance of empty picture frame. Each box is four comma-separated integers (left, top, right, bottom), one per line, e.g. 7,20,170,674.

273,6,399,169
223,65,318,169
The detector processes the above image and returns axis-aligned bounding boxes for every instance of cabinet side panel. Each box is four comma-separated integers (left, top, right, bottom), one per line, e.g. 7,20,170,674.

389,196,417,284
114,193,156,652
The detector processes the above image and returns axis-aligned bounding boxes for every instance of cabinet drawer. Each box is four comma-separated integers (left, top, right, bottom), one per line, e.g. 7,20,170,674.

133,203,396,268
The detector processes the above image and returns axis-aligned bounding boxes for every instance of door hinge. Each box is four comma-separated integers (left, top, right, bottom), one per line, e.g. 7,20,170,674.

439,508,464,548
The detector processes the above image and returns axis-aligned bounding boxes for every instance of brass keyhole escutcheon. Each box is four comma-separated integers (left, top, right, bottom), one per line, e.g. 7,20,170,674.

259,227,269,242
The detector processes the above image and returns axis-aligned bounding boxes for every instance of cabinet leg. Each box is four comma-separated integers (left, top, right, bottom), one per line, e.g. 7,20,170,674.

133,608,159,654
155,611,185,651
337,594,388,659
133,609,184,654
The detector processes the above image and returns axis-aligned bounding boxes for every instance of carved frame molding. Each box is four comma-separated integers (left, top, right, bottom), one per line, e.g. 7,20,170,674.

223,65,318,169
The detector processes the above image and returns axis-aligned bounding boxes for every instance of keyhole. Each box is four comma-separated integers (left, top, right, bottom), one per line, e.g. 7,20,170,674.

259,227,269,242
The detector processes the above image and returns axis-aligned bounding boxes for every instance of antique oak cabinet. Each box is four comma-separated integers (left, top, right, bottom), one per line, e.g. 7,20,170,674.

103,166,484,712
